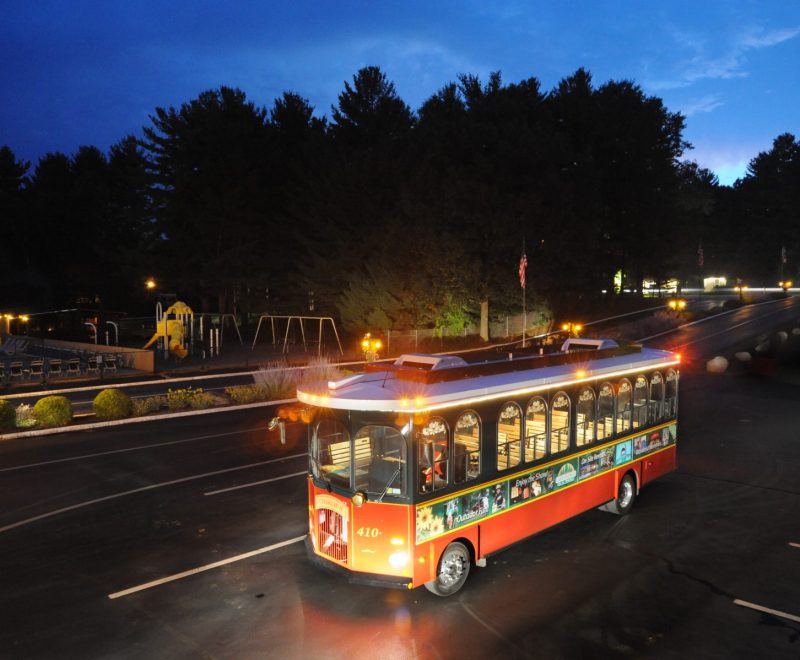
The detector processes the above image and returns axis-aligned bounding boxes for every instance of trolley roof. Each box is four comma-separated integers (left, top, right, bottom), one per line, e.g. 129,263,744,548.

296,340,680,413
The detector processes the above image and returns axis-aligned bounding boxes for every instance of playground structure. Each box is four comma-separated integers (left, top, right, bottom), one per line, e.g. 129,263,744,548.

143,301,243,359
251,315,343,356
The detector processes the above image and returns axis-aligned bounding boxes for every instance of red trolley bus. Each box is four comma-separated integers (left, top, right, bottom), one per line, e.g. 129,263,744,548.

297,338,679,596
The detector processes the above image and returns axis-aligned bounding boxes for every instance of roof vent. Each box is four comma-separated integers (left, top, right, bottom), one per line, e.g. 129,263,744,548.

561,338,619,352
393,353,469,371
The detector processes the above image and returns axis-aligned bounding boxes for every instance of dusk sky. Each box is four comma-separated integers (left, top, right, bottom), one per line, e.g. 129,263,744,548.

2,1,798,185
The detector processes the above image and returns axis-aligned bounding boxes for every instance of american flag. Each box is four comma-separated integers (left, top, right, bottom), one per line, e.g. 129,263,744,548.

519,253,527,289
697,242,704,268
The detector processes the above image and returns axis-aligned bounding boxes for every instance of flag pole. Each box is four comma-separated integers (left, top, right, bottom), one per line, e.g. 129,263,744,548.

521,238,527,349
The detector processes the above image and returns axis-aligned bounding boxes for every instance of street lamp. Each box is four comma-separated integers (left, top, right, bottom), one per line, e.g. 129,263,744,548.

361,332,382,362
667,298,687,316
561,322,583,338
145,278,157,291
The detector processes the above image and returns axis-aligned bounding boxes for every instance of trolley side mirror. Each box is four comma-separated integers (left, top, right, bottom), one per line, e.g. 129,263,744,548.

268,416,286,444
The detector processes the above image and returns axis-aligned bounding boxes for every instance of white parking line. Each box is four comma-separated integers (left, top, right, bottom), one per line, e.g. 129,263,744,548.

0,427,267,473
108,535,307,600
204,471,307,496
0,453,307,534
733,599,800,624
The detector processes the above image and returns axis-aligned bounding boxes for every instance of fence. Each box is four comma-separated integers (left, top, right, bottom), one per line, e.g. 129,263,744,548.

376,313,552,357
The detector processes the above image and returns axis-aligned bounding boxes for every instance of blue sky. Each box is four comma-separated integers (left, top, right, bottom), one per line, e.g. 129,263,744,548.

1,1,798,185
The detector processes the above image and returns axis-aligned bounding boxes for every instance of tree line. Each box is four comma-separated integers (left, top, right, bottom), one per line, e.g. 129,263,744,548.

1,66,798,333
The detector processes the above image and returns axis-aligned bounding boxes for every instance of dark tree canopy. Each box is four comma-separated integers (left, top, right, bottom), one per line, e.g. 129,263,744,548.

4,65,797,335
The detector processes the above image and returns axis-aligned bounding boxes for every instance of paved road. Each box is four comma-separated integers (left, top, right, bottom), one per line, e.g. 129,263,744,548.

1,300,800,658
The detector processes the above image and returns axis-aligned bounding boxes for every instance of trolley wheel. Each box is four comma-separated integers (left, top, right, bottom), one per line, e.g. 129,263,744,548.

600,473,637,516
424,541,471,597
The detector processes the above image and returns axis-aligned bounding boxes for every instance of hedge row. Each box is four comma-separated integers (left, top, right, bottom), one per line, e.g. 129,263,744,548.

0,360,347,433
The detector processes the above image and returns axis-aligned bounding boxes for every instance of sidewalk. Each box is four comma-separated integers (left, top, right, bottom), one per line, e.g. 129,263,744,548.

1,343,355,396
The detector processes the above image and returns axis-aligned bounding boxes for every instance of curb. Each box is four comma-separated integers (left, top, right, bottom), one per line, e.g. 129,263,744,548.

0,398,297,441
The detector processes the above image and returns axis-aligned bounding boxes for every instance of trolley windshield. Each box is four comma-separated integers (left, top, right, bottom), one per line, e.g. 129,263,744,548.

311,411,410,501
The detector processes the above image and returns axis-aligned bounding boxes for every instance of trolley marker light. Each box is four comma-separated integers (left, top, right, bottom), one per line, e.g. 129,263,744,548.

301,339,679,596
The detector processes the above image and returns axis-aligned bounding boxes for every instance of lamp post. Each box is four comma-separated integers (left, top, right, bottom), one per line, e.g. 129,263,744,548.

667,299,687,317
361,333,382,362
560,322,583,338
734,280,747,303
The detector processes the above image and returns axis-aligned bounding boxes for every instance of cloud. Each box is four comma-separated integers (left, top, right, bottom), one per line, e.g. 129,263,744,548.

740,26,800,49
681,94,724,117
645,24,800,91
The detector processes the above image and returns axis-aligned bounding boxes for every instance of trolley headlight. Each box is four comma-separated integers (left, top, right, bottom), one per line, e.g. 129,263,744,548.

352,491,367,507
388,551,409,568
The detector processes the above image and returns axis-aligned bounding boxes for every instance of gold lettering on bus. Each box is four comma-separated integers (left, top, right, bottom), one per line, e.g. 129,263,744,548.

315,494,349,520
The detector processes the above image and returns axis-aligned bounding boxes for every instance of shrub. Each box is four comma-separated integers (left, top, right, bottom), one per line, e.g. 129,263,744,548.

132,396,165,416
0,399,15,431
15,403,37,428
225,384,270,405
253,363,298,400
93,389,133,420
188,390,220,409
298,357,345,388
33,395,73,427
166,387,218,410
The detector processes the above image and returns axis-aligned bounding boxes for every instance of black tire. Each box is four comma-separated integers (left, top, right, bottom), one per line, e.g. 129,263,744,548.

600,473,637,515
424,541,470,597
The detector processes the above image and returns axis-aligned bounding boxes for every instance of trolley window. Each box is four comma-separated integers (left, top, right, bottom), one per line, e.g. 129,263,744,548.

314,419,352,489
497,403,522,470
550,392,570,454
525,397,548,462
597,382,614,440
418,417,449,493
454,411,481,484
576,387,596,447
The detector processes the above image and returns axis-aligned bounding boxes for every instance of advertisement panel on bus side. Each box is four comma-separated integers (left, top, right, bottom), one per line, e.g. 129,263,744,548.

415,422,676,543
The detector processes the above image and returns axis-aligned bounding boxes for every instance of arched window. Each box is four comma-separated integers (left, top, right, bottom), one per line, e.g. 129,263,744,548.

524,397,548,462
497,403,522,470
417,417,449,494
576,387,596,446
550,392,571,454
617,379,632,433
633,376,648,428
649,372,664,422
454,411,481,484
665,369,678,417
597,382,614,440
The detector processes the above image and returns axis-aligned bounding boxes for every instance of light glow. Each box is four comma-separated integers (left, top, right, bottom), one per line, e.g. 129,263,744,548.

388,551,409,568
296,354,681,414
395,358,681,413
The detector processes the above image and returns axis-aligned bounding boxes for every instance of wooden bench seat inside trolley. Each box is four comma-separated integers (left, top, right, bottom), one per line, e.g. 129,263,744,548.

321,437,374,473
